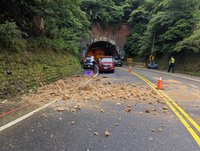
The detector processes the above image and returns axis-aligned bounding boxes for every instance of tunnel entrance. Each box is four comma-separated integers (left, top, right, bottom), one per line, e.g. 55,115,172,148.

86,41,119,60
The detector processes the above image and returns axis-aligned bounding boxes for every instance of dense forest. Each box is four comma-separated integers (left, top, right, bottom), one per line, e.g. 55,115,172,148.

0,0,90,54
0,0,200,57
81,0,200,57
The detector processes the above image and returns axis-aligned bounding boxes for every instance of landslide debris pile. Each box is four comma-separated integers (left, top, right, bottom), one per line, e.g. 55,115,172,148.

22,75,162,106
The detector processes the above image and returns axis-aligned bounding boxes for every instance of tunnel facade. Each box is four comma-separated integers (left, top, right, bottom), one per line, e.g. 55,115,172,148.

86,37,119,60
80,23,131,60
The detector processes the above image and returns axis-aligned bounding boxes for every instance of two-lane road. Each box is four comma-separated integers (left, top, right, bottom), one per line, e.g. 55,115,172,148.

0,68,199,151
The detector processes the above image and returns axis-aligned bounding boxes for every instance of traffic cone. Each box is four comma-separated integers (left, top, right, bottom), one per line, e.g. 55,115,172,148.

157,77,163,90
128,67,132,72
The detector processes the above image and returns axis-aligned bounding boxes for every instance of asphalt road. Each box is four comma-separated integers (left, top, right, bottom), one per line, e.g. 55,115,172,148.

0,68,200,151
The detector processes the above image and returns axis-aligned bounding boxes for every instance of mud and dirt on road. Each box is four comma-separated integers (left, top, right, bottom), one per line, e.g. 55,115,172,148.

0,74,170,121
1,70,199,151
164,79,200,124
21,75,169,114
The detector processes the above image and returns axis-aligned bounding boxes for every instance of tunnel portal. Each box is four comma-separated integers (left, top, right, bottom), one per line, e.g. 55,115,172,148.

86,41,119,60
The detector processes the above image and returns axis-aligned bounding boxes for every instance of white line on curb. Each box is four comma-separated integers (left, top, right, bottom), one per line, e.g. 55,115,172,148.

0,99,58,132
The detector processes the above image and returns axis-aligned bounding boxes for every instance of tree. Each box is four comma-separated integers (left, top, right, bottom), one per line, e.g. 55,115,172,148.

125,0,200,56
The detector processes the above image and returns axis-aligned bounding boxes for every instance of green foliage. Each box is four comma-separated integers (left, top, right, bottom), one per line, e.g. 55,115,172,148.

128,6,149,25
160,19,193,43
42,0,90,54
0,21,27,51
175,23,200,52
125,0,200,57
1,0,200,56
0,0,90,54
81,0,124,27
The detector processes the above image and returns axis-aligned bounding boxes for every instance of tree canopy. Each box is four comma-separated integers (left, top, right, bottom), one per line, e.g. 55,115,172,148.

0,0,200,56
0,0,90,54
124,0,200,56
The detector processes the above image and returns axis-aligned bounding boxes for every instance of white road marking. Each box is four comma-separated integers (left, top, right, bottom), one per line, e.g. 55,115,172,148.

0,69,99,132
0,99,58,132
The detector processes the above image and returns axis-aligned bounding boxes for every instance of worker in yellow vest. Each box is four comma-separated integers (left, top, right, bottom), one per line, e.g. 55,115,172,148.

168,56,175,73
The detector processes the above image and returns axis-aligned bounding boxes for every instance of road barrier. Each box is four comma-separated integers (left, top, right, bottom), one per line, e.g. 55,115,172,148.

157,77,163,90
128,67,132,72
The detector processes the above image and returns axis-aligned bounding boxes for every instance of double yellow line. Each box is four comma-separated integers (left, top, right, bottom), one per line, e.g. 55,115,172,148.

122,68,200,146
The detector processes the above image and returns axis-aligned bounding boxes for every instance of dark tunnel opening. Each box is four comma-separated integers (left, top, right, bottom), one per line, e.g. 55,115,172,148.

86,41,119,60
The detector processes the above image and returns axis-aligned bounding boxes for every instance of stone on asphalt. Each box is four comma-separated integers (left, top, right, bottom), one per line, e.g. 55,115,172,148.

56,107,66,112
125,106,132,112
94,132,98,136
105,130,110,137
145,109,150,113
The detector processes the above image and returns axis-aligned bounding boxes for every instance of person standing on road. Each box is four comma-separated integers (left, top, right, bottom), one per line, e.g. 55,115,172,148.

168,56,175,73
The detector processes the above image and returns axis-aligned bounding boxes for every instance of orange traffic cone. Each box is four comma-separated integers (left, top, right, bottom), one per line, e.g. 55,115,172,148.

128,67,132,72
157,77,163,90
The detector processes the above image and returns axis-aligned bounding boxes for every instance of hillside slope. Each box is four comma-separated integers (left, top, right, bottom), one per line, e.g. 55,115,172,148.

0,50,82,100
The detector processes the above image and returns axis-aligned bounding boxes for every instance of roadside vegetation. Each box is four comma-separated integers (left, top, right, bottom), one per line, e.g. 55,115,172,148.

0,0,89,99
81,0,200,56
0,0,90,53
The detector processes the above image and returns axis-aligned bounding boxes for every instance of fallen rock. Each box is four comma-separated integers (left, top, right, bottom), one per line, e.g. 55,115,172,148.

94,132,99,136
79,84,93,91
56,107,66,112
152,90,157,95
123,96,129,100
138,112,144,115
63,95,71,100
71,121,75,125
162,106,168,111
94,106,100,109
42,113,48,117
157,99,165,104
149,102,153,105
135,94,140,98
74,104,82,110
107,81,112,85
70,109,76,112
145,109,150,113
116,103,121,106
100,109,105,113
105,130,110,137
125,105,132,112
